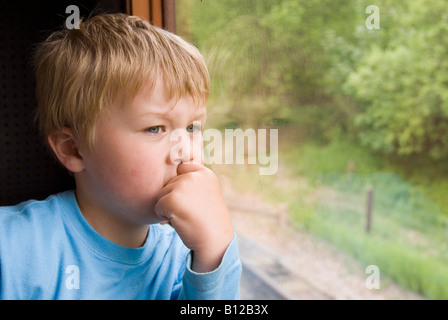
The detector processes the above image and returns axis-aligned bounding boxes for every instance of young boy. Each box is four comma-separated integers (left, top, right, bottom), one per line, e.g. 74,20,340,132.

0,13,241,299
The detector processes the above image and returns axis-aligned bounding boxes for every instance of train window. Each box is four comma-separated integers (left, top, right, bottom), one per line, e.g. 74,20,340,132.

176,0,446,300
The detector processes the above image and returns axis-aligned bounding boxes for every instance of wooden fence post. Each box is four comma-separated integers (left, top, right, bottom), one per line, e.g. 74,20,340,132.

366,188,374,233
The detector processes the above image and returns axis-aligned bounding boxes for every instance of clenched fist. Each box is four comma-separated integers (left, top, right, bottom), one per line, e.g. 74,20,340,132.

154,163,234,273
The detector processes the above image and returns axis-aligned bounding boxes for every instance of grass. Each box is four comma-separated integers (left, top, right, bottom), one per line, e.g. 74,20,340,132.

210,128,448,299
282,138,448,299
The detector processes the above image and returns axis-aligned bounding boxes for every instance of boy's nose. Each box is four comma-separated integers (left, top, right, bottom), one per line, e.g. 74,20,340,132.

168,130,201,165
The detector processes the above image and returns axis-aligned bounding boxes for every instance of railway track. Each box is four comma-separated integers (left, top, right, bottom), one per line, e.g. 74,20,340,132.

238,234,333,300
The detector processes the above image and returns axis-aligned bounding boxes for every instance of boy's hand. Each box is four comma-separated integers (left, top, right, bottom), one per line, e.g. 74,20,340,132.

154,163,234,273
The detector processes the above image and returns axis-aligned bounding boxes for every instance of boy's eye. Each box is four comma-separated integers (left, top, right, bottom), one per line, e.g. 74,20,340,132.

186,124,201,133
147,126,164,134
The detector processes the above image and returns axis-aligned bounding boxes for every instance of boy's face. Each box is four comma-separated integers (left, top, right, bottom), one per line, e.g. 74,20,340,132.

77,78,207,226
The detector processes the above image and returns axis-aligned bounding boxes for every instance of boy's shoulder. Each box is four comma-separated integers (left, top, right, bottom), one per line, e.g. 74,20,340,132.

0,192,74,260
0,192,74,294
0,191,71,212
0,191,73,233
0,191,69,221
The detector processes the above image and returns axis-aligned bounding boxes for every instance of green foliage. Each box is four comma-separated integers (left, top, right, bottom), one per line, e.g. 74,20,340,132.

179,0,448,298
298,171,448,299
283,139,448,298
185,0,359,128
284,139,384,178
181,0,448,158
344,0,448,159
304,213,448,299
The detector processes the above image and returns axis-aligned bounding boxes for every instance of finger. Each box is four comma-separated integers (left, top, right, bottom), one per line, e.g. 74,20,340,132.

156,182,176,202
177,162,203,175
154,194,173,222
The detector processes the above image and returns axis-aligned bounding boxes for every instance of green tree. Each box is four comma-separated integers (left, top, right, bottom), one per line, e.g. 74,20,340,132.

345,0,448,159
187,0,358,129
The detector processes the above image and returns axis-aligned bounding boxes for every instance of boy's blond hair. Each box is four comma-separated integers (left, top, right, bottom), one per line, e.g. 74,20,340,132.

34,13,209,150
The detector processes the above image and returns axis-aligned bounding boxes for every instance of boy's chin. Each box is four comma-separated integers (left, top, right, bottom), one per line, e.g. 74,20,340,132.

137,210,168,226
147,216,170,226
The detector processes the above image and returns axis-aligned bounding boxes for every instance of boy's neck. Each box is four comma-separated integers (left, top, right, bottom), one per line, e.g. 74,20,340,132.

74,188,149,248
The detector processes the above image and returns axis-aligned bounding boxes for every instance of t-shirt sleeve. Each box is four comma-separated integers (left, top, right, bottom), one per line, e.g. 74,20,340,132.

177,234,242,300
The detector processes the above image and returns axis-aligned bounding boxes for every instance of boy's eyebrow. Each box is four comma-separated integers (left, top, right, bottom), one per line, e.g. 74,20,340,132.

137,107,207,118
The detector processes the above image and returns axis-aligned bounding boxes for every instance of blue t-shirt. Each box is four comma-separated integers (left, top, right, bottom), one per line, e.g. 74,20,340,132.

0,191,241,300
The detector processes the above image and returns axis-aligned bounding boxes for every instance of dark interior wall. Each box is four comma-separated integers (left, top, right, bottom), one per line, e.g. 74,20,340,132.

0,0,126,205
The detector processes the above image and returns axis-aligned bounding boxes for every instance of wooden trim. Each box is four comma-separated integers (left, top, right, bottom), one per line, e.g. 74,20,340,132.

130,0,176,34
162,0,176,33
125,0,132,15
150,0,163,28
131,0,150,22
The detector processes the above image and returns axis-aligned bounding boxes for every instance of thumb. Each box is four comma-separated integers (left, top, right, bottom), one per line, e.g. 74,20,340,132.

177,162,203,175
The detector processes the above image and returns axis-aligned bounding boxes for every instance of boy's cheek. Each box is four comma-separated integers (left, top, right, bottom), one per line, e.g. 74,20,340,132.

108,165,163,201
129,168,141,178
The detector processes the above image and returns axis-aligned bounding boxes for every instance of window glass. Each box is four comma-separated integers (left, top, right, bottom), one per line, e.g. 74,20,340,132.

176,0,447,300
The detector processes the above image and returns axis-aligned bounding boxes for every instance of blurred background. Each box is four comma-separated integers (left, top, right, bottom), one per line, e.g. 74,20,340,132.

175,0,448,299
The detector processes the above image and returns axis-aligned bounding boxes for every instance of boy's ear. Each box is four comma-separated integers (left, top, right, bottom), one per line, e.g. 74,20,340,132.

47,128,84,173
